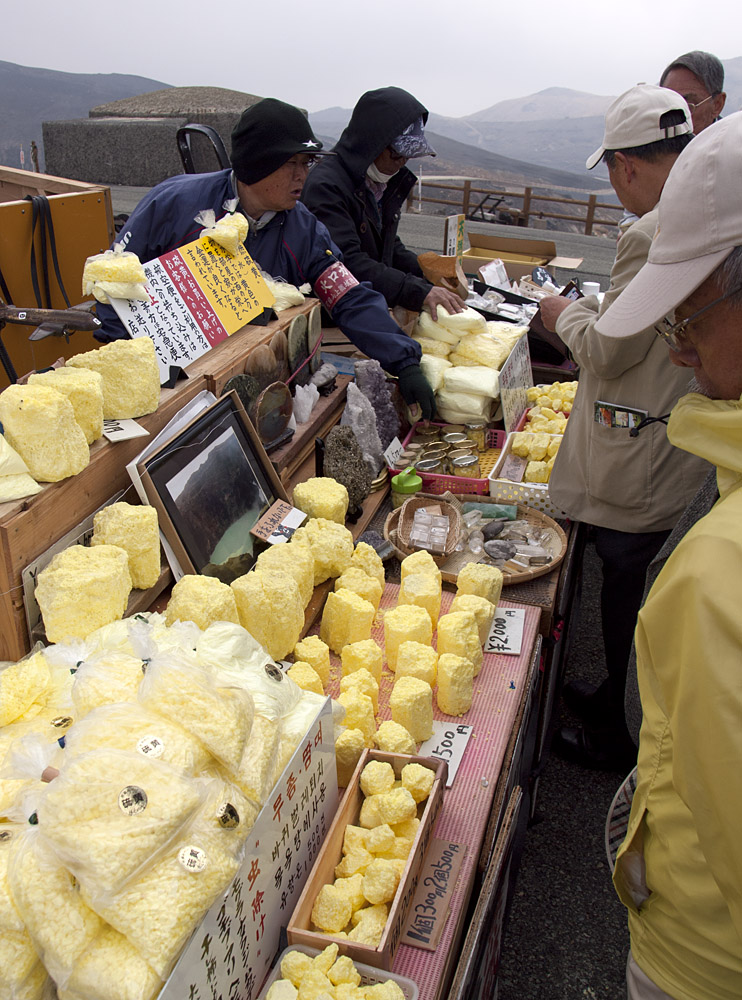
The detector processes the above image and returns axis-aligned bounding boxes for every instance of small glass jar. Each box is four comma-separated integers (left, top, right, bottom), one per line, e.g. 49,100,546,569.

465,420,487,453
442,432,468,447
452,454,481,478
391,467,423,509
417,458,443,475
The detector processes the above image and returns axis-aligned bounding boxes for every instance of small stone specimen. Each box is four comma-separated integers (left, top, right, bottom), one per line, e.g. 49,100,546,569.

323,426,371,518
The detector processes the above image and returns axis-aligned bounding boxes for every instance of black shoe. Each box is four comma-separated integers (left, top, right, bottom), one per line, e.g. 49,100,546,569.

552,724,637,773
562,678,612,725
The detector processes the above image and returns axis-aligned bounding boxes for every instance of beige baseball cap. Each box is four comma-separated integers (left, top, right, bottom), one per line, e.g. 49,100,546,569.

595,112,741,339
585,84,693,170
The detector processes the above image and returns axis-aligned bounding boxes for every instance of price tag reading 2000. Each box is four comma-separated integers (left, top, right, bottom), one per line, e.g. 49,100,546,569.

418,721,473,787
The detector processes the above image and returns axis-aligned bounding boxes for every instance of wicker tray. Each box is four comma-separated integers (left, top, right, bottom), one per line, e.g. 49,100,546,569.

385,494,567,586
396,495,462,559
383,491,461,567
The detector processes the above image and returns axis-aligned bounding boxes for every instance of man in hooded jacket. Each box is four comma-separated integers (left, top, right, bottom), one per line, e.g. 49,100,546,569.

302,86,464,318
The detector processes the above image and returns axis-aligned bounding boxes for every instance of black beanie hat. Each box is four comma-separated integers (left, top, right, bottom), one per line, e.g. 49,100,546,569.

230,98,325,184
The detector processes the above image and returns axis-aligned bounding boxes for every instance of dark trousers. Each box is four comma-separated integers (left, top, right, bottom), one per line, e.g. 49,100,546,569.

592,525,671,727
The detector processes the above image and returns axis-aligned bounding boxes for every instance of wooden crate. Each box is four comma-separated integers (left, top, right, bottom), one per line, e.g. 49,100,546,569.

287,749,447,970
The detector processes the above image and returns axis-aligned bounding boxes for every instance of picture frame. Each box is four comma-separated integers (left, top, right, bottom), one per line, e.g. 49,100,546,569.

138,391,288,583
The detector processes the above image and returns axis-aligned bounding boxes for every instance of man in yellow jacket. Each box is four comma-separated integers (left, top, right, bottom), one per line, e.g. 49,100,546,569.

596,111,742,999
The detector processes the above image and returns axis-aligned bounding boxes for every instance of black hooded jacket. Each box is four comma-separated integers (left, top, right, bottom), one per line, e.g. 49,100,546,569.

302,87,433,312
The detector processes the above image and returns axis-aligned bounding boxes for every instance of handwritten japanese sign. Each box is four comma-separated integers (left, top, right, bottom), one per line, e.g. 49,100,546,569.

160,700,337,1000
112,237,275,383
498,332,532,433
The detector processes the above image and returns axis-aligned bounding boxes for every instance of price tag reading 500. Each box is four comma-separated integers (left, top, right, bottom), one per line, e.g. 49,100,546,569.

419,722,473,787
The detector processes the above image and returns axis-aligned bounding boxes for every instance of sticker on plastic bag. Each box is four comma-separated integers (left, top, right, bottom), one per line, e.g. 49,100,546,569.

118,785,148,815
178,846,208,872
137,736,165,759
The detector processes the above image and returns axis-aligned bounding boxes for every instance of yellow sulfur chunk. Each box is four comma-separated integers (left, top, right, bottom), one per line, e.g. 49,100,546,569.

296,968,335,1000
311,883,353,933
395,641,437,687
348,903,388,946
287,661,324,695
329,955,362,987
0,384,89,482
436,653,475,716
528,433,549,460
203,212,249,255
456,561,504,606
362,858,400,905
400,549,441,585
397,572,441,628
340,668,379,713
412,335,450,358
320,589,375,654
267,980,299,1000
82,248,148,303
28,366,104,445
359,794,383,829
342,825,368,855
335,848,373,878
334,982,360,998
369,984,406,1000
526,386,541,402
335,567,383,611
166,574,239,630
231,569,304,660
509,432,531,458
392,816,420,839
67,337,160,419
36,544,131,643
312,943,340,976
437,611,482,677
525,460,550,483
350,542,385,589
360,760,396,797
91,501,160,590
292,518,354,585
364,824,395,855
450,593,495,646
281,949,313,987
547,437,561,458
336,690,376,747
401,762,436,803
293,477,349,524
383,605,432,672
341,640,383,684
256,540,314,608
546,419,566,435
294,635,331,686
373,720,416,755
335,728,366,787
334,872,365,912
0,651,50,727
373,787,418,826
391,676,433,742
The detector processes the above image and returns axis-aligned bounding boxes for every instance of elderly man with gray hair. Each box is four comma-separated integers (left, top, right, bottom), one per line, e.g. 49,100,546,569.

596,111,742,1000
660,49,726,133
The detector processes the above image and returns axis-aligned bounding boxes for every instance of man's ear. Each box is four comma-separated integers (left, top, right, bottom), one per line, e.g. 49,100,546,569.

613,150,634,184
713,92,727,118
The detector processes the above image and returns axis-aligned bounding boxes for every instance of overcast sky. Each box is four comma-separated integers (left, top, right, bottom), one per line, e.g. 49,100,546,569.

6,0,739,117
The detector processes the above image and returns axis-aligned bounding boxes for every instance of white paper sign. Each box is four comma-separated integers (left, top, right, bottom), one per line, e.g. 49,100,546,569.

498,332,532,433
485,606,526,656
102,418,150,443
383,436,404,469
418,721,473,786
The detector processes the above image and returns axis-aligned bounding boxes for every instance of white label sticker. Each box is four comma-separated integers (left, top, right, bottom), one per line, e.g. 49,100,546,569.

383,436,404,469
118,785,148,815
102,418,150,442
418,721,473,787
136,735,165,759
485,606,526,656
178,845,208,872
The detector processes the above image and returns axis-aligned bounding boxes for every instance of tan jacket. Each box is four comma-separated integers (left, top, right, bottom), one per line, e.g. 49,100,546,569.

549,209,709,532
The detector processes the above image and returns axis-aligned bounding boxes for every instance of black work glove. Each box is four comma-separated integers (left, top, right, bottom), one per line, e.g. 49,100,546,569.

397,364,436,421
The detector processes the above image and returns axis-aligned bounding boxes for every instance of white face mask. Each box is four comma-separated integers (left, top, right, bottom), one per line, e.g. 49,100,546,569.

366,162,397,185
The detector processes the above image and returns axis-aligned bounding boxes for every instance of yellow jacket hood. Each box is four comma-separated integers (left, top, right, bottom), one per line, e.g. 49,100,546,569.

668,391,742,498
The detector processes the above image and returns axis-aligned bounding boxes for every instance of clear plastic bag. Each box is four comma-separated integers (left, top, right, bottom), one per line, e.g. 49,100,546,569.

71,651,145,718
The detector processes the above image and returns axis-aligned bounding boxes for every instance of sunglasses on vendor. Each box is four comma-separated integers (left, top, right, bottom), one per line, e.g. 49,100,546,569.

654,284,742,351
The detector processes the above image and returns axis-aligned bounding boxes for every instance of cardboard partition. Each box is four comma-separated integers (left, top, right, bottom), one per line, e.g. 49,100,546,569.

461,232,583,281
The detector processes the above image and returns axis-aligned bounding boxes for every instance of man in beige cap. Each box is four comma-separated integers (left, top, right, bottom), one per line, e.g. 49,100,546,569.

596,111,742,1000
540,85,709,771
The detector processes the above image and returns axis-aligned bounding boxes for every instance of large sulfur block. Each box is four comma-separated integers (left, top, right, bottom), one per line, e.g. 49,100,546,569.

437,611,483,677
320,589,375,655
28,366,104,444
231,570,304,661
0,384,89,482
334,567,383,611
397,572,441,628
91,501,160,589
292,518,354,586
35,544,132,643
436,653,475,716
456,562,504,606
450,593,496,646
395,641,437,687
293,635,331,687
66,337,160,419
340,668,379,713
400,549,441,586
340,640,383,684
349,542,385,590
383,605,432,672
335,728,366,788
256,538,314,608
390,676,433,742
373,721,416,755
166,574,240,631
293,477,349,525
336,689,376,747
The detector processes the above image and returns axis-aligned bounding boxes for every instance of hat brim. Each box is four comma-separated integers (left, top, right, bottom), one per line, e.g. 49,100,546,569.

585,145,604,170
594,248,732,338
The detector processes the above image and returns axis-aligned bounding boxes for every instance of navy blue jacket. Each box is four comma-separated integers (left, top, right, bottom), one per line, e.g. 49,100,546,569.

97,169,420,375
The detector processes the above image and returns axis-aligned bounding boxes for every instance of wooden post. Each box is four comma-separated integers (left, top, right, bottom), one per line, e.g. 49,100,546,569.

521,187,532,228
585,194,597,236
462,180,471,218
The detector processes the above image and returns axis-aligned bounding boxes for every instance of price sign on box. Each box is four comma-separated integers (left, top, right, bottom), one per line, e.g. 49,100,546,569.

485,606,526,656
383,437,404,469
419,721,473,786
